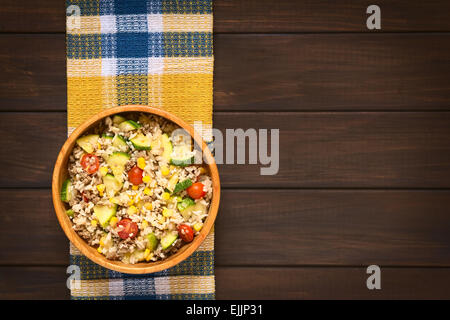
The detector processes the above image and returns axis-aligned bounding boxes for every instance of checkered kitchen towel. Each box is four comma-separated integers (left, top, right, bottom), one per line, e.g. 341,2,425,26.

66,0,214,299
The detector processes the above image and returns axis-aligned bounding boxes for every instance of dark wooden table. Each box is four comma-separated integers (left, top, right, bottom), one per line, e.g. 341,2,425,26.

1,0,450,299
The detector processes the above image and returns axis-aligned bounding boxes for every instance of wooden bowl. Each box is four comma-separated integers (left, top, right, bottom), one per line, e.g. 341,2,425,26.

52,105,220,274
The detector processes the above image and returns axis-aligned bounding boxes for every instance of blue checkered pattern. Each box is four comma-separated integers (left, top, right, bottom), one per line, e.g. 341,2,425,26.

67,0,214,300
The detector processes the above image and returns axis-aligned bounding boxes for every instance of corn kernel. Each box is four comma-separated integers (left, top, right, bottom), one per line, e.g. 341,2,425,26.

193,222,203,232
144,248,150,258
162,192,170,201
170,165,176,171
96,184,105,196
162,207,173,217
144,187,152,196
145,252,153,262
161,166,170,176
91,220,98,227
99,167,108,176
142,175,151,183
132,185,139,191
99,236,107,247
97,143,102,150
158,216,165,224
199,167,207,175
127,205,138,215
141,220,149,229
128,198,135,206
109,217,118,227
144,203,153,210
109,197,119,204
137,157,146,170
97,246,103,254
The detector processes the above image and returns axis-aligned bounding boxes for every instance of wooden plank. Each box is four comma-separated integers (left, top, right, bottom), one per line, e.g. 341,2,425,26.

216,190,450,266
0,113,66,188
0,0,64,33
216,112,450,188
2,189,450,266
2,112,449,188
0,190,69,265
214,0,450,33
1,34,450,112
2,1,450,33
0,35,66,111
2,266,450,299
0,266,69,300
215,267,450,299
214,34,450,111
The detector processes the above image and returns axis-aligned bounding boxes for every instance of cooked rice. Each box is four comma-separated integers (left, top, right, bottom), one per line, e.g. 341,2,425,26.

65,113,212,264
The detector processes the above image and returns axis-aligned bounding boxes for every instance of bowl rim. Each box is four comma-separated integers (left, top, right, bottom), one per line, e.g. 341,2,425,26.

52,105,220,274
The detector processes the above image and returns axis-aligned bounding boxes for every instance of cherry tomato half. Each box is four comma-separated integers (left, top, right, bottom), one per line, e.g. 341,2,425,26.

116,218,139,240
128,165,143,185
178,224,194,242
80,154,100,174
186,182,206,199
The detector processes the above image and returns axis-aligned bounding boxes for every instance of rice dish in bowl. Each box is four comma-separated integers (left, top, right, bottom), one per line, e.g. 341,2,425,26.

61,112,213,264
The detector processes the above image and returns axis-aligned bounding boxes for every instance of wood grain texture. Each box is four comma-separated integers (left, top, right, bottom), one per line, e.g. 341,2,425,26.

3,112,449,189
0,0,64,33
215,267,450,299
216,190,450,266
1,1,450,33
0,190,68,265
0,267,69,300
1,0,450,301
2,189,450,266
0,113,66,187
214,0,450,33
214,34,450,111
2,266,450,299
1,34,450,111
215,112,450,188
0,35,66,111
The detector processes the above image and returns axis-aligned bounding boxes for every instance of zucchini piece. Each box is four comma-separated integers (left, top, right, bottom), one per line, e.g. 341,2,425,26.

146,233,159,251
112,135,129,152
161,232,178,250
130,133,151,150
130,249,146,262
161,134,173,162
166,173,179,192
112,115,127,125
118,120,141,132
102,134,113,140
76,134,99,153
103,174,123,197
172,195,183,203
60,179,74,203
172,179,193,194
177,197,195,212
170,144,194,167
180,201,207,220
170,157,194,167
93,204,117,228
106,152,130,181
